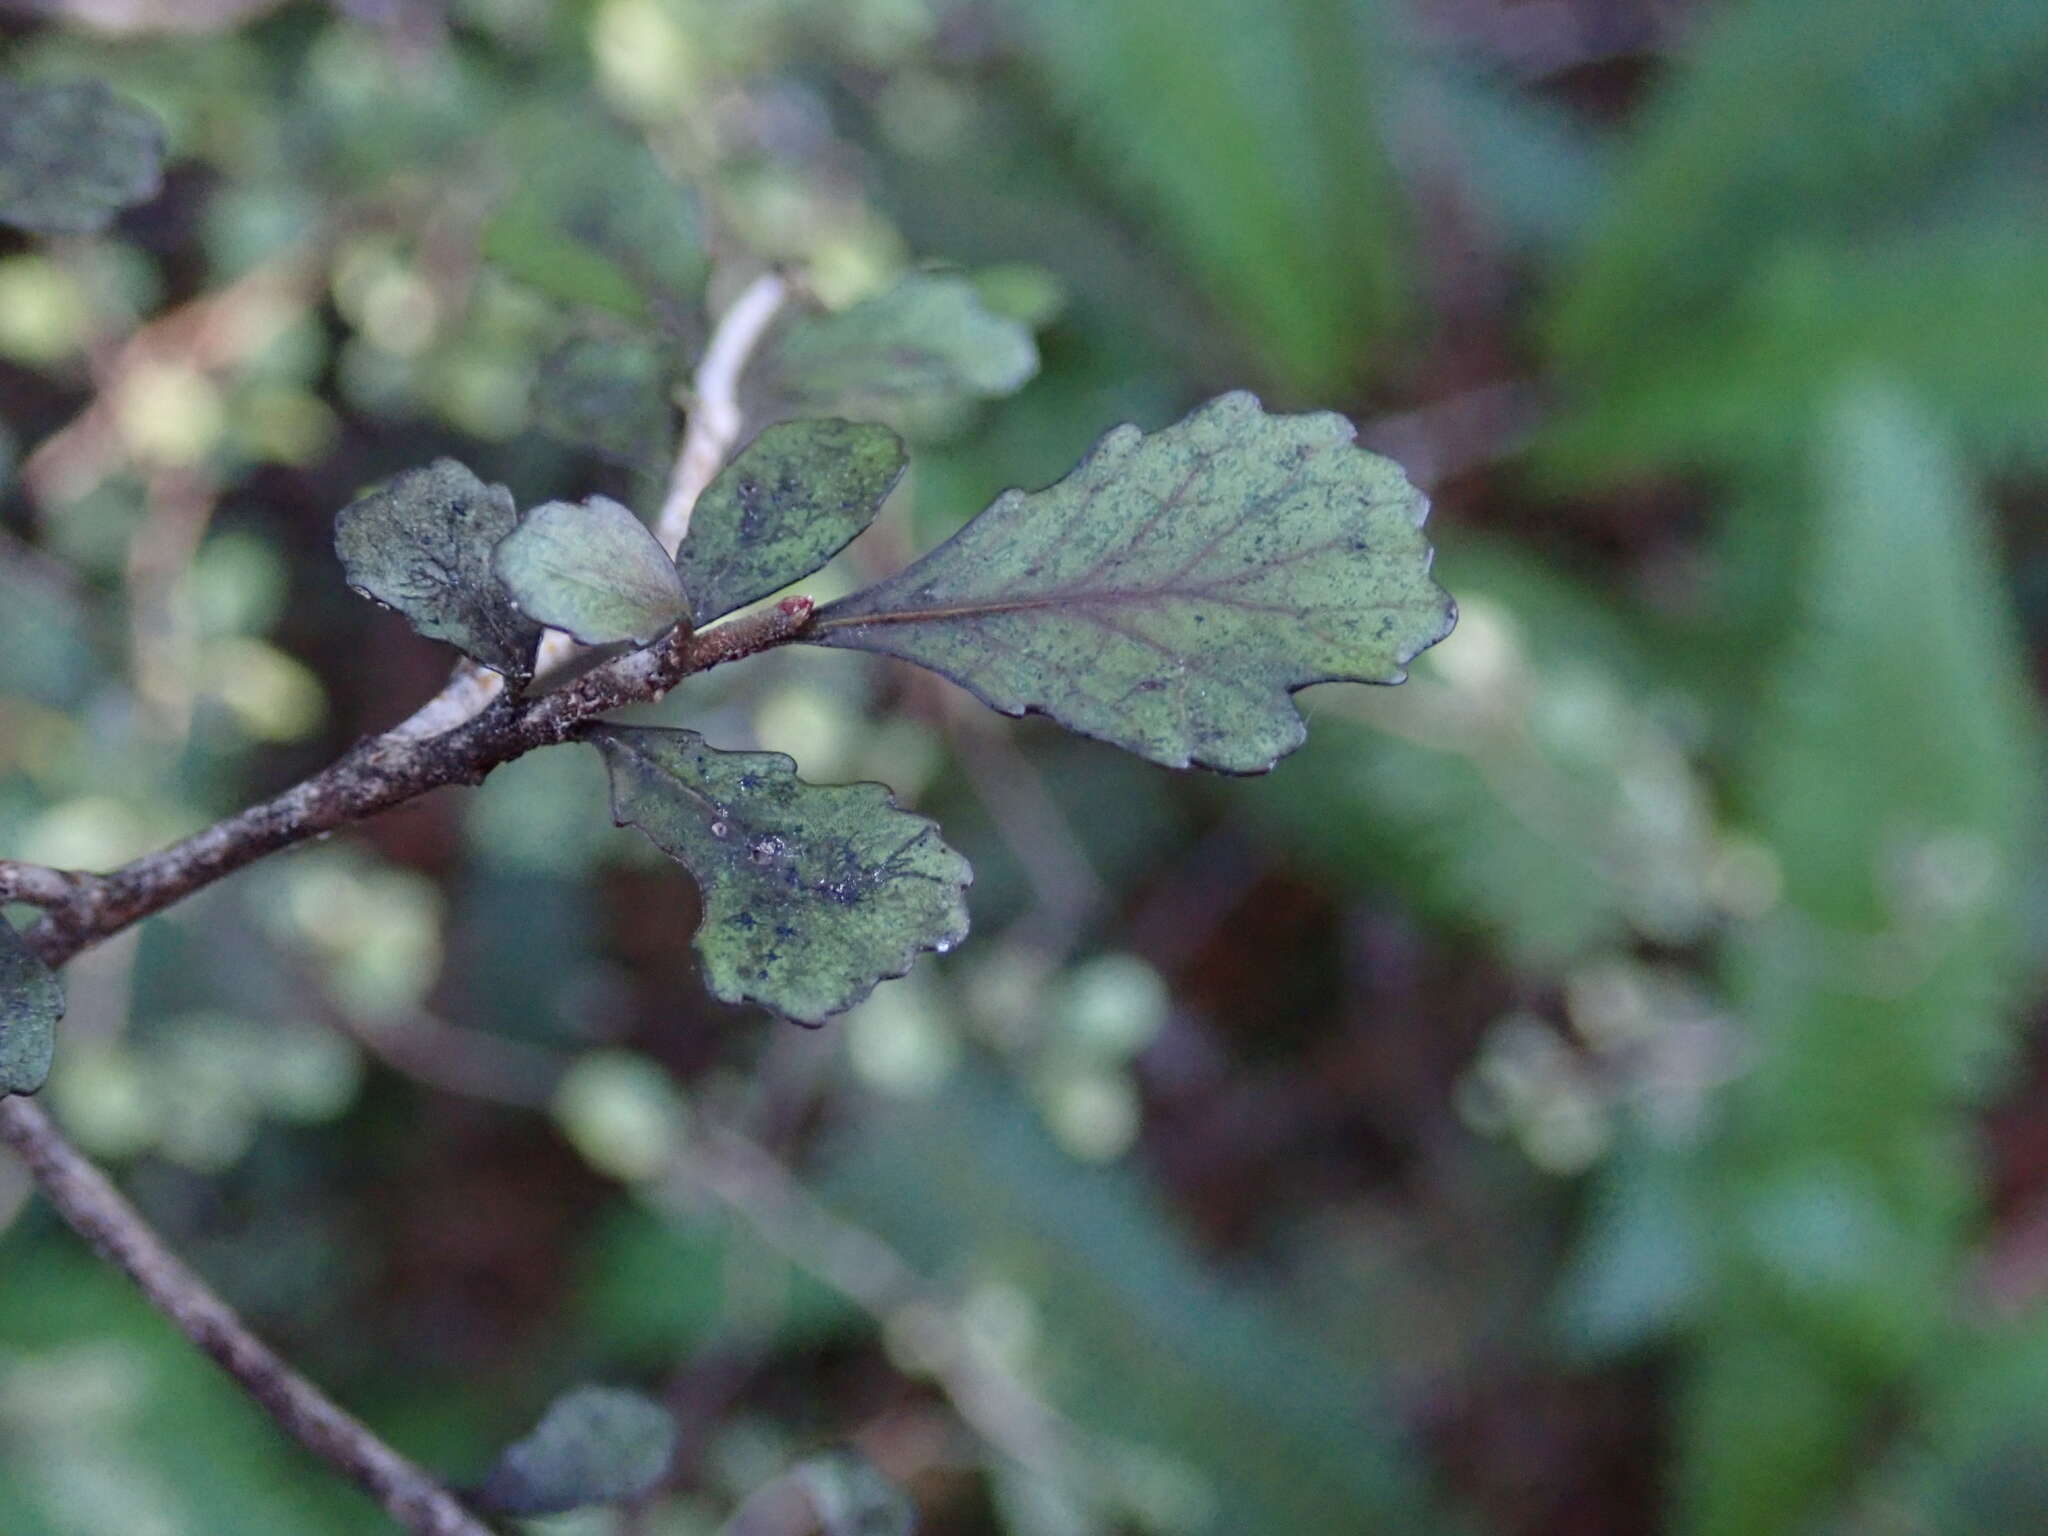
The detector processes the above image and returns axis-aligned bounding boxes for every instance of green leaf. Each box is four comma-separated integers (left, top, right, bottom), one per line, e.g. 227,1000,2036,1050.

1,916,63,1097
757,273,1039,440
483,109,703,322
821,1068,1446,1534
334,458,542,680
809,391,1454,774
591,727,970,1023
1674,384,2045,1535
1013,0,1410,391
0,78,165,235
676,419,907,626
473,1386,675,1517
493,495,687,648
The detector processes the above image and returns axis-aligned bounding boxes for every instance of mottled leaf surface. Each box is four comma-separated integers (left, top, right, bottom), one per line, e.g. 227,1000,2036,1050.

0,79,164,234
335,458,541,679
593,727,970,1023
474,1387,675,1517
758,273,1039,440
495,495,686,647
810,391,1455,773
676,419,906,626
1,916,62,1097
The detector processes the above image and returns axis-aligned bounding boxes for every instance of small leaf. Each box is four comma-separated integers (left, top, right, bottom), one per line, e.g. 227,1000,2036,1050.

494,495,687,648
334,458,542,680
0,79,165,235
1,916,63,1097
757,273,1039,440
676,419,907,626
592,727,970,1023
474,1386,675,1517
796,1450,919,1536
809,391,1455,774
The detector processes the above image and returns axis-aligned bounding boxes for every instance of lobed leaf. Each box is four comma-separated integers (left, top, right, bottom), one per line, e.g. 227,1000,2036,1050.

474,1386,675,1517
676,419,906,627
756,273,1039,440
0,78,165,235
592,727,970,1023
334,458,541,680
494,495,687,648
808,391,1455,773
1,916,63,1097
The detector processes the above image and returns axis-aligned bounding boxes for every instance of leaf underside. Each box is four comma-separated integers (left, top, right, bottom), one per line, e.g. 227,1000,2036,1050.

809,391,1456,773
0,78,165,234
494,495,687,647
334,458,542,680
592,727,971,1024
1,917,63,1097
676,418,907,627
474,1386,676,1517
755,272,1040,440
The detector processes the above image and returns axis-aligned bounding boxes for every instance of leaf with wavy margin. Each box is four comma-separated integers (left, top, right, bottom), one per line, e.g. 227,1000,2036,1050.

808,391,1455,773
592,727,970,1022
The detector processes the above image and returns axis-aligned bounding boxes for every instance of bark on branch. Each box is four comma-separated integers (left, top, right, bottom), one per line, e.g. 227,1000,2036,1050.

0,1096,493,1536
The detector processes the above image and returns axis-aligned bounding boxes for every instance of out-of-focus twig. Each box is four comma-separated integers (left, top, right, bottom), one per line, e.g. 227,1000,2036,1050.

656,270,789,553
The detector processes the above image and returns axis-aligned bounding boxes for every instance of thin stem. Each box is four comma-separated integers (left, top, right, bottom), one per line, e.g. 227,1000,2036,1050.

657,270,789,554
19,603,813,972
0,1097,492,1536
0,269,803,1536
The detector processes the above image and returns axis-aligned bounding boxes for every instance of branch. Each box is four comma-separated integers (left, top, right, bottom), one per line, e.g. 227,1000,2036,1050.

0,860,99,909
19,596,817,972
0,1096,492,1536
385,269,789,745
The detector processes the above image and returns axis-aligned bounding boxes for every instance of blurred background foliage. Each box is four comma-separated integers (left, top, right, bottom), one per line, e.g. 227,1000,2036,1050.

1,0,2045,1532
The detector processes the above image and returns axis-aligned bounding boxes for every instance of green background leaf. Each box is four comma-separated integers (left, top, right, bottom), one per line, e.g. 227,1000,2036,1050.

473,1385,675,1517
333,458,542,680
811,391,1454,773
482,105,704,323
0,78,164,234
494,495,686,648
592,727,970,1023
676,418,907,626
1673,383,2044,1535
756,273,1040,441
1,917,63,1097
